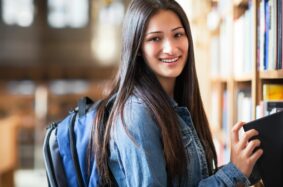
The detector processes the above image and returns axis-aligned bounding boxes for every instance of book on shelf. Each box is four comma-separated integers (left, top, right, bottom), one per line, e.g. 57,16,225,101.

282,0,283,69
256,100,283,118
277,0,282,69
263,84,283,101
257,83,283,118
258,0,265,71
233,4,254,76
268,0,277,70
210,36,220,77
219,17,233,77
264,0,270,70
237,89,252,122
258,0,282,70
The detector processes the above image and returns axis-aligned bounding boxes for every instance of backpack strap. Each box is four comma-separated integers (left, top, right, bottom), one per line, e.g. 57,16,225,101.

68,97,94,187
69,96,117,187
69,112,85,187
78,97,94,117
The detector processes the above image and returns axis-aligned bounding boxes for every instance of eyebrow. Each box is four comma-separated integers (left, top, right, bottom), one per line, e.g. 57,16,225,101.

146,26,184,35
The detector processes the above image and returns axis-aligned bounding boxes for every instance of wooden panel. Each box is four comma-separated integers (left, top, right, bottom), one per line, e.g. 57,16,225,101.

0,116,19,173
0,65,117,81
0,116,19,187
259,70,283,79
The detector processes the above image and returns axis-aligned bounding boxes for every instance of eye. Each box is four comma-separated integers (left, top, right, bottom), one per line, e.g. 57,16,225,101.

174,32,185,38
147,37,161,42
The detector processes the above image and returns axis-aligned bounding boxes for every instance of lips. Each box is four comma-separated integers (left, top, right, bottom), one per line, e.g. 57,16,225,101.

160,56,179,63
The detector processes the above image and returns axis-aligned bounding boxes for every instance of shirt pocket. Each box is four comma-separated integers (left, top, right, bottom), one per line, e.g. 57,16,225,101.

181,127,193,148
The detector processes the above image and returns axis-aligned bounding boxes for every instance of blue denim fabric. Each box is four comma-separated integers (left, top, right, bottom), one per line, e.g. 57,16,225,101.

108,95,250,186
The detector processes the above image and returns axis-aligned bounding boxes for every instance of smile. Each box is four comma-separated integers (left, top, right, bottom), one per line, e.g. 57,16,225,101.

160,57,179,63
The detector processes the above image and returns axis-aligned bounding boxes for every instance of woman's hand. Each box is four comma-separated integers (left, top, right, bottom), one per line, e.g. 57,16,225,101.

230,122,263,177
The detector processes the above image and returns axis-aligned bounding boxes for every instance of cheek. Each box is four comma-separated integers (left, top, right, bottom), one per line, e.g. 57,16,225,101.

182,39,189,52
142,43,159,58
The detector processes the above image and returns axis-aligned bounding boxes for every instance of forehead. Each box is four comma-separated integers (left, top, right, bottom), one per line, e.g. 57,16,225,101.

145,9,183,32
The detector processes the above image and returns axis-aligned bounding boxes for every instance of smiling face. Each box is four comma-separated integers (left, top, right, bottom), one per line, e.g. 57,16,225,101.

141,9,189,94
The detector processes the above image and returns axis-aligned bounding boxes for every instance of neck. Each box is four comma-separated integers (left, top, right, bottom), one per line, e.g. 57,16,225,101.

157,77,176,98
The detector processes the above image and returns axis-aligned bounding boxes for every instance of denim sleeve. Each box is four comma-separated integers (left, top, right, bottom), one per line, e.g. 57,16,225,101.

111,100,167,187
198,162,250,187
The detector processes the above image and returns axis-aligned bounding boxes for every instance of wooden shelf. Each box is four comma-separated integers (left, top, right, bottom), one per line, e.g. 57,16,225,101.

259,70,283,79
234,73,252,82
0,65,117,81
233,0,249,6
210,76,229,83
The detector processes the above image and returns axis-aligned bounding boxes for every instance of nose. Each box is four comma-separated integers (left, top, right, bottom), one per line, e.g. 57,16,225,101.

162,39,175,55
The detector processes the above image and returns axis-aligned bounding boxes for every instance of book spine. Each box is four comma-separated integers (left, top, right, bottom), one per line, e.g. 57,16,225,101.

282,0,283,69
277,0,282,69
259,0,266,70
264,0,270,70
263,84,283,100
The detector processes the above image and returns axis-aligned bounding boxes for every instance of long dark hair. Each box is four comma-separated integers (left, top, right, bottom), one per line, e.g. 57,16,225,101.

92,0,217,185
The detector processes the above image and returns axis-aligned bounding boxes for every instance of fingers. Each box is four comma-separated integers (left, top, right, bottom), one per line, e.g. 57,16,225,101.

232,121,245,143
249,148,263,163
244,139,261,156
230,121,264,177
238,129,259,149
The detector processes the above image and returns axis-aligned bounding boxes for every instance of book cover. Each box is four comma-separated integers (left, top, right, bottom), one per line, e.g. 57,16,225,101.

243,111,283,187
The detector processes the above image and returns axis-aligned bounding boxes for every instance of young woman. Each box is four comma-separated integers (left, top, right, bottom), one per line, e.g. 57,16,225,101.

92,0,263,186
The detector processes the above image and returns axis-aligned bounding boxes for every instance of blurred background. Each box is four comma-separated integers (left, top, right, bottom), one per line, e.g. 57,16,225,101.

2,0,278,186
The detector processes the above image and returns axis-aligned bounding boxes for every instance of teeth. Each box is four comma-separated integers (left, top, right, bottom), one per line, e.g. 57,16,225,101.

161,57,178,63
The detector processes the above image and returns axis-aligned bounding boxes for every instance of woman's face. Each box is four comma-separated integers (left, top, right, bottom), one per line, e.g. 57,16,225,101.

141,10,189,84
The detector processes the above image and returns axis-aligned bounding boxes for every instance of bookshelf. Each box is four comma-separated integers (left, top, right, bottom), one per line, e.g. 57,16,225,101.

208,0,283,186
259,69,283,79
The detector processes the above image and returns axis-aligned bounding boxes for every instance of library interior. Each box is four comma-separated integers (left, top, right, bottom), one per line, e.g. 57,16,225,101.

0,0,282,186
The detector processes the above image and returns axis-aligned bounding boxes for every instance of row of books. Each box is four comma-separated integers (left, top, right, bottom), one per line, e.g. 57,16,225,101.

256,84,283,118
211,89,230,166
233,2,255,77
210,17,234,78
210,0,283,78
210,1,255,78
237,88,252,122
236,84,283,120
258,0,283,70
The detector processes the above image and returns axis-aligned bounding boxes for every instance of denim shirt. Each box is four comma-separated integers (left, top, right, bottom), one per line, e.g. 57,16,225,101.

108,95,251,187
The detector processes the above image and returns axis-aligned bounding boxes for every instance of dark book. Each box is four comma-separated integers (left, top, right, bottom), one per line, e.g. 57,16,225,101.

277,0,282,69
243,111,283,187
264,0,270,70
